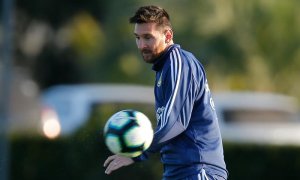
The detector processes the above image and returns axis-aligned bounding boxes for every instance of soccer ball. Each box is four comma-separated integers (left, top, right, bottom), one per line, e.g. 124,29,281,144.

103,109,154,157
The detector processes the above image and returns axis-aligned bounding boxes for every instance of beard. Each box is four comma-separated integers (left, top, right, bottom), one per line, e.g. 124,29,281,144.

140,49,162,64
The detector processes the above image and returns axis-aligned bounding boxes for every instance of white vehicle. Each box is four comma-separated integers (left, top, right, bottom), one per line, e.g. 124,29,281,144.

41,84,154,138
214,92,300,146
41,84,300,146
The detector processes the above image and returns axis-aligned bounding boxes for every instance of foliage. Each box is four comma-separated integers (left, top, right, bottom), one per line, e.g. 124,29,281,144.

4,1,300,179
10,136,162,180
9,102,300,180
10,135,300,180
224,143,300,180
2,2,299,180
11,0,300,101
10,104,162,180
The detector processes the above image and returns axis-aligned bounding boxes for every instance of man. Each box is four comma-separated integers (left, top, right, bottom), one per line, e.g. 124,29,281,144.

104,5,228,180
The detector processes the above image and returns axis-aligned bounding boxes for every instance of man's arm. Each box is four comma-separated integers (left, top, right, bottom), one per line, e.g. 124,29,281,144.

152,48,200,143
133,48,203,161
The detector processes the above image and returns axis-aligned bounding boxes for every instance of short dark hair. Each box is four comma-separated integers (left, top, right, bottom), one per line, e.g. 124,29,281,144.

129,5,172,29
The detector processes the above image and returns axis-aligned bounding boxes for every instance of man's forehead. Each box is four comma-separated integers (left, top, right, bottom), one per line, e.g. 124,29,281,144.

134,23,161,35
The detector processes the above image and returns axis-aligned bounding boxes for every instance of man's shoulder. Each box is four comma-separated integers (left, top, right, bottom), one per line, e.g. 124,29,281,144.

180,48,197,61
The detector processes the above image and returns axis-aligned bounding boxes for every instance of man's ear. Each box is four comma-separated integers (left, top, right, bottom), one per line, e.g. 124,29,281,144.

165,29,173,43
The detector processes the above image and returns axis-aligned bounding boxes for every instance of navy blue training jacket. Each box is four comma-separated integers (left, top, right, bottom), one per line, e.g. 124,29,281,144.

133,44,228,179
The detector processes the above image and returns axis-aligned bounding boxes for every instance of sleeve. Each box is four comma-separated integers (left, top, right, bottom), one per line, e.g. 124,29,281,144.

133,48,203,162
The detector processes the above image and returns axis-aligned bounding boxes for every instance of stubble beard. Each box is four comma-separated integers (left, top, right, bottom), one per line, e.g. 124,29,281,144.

141,50,157,64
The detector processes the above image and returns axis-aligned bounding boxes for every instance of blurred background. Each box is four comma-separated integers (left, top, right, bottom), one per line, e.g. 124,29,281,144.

1,0,300,179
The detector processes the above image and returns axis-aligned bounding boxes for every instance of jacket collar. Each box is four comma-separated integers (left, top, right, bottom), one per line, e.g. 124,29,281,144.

152,44,180,72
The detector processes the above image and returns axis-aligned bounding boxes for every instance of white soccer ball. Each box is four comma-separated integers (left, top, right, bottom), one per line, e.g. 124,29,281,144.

103,110,154,157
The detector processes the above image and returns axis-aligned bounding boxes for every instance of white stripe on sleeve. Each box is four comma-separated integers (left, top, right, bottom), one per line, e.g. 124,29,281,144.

159,48,182,129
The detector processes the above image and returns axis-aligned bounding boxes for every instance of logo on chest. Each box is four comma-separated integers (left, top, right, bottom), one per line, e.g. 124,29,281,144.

157,71,163,87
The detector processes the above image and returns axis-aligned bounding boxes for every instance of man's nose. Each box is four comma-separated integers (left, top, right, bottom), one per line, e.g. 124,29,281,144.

137,40,147,50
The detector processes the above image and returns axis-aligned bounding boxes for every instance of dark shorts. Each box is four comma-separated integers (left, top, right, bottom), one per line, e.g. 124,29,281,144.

163,169,226,180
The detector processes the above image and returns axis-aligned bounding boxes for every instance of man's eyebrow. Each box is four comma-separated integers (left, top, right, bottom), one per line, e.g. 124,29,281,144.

133,33,153,38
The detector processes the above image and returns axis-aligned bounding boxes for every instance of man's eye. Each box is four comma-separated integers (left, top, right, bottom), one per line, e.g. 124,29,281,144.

144,36,151,40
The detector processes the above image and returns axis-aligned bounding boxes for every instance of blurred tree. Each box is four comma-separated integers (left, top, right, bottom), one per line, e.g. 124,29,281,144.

6,0,300,179
33,46,82,89
10,0,300,100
